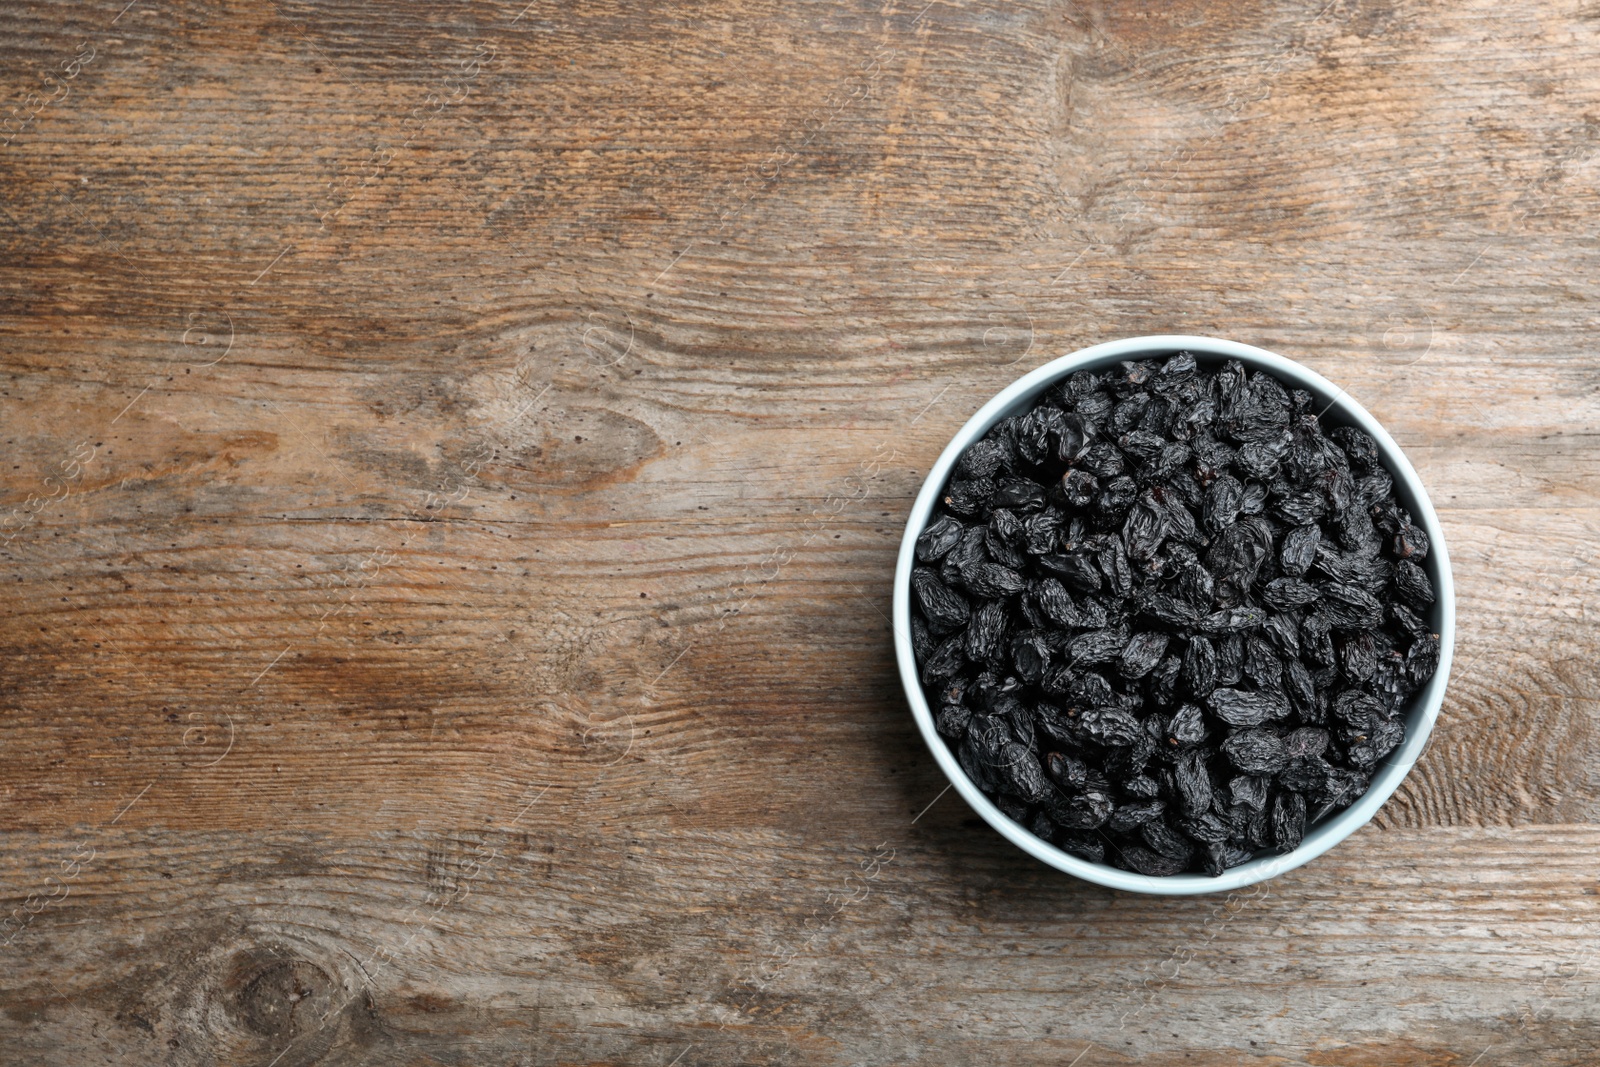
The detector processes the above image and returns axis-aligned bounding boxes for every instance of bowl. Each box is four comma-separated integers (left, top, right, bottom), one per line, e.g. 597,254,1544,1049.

893,335,1455,894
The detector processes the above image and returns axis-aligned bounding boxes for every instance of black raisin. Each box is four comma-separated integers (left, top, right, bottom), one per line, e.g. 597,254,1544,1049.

1393,559,1435,609
1392,521,1430,562
1119,632,1170,679
1280,524,1321,577
916,515,966,562
1229,774,1270,810
1223,728,1289,775
1208,688,1290,727
1182,636,1219,698
912,567,969,633
1203,473,1245,534
1271,790,1307,850
1175,750,1213,817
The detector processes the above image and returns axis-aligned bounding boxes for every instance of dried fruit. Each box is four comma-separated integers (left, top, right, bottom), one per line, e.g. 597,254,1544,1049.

1208,688,1289,727
1119,632,1170,679
915,515,966,562
1229,774,1269,810
1279,524,1320,577
1222,729,1289,775
910,352,1442,875
1175,750,1214,816
912,568,969,633
1272,790,1307,850
1393,559,1435,609
1181,635,1218,697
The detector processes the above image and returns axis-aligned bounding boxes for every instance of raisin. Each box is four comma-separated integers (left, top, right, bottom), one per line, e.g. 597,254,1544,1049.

1319,582,1385,631
1335,506,1379,553
942,477,994,516
1217,632,1246,686
1122,500,1169,565
1208,688,1290,727
1119,632,1170,679
1393,559,1435,609
919,634,966,685
915,515,965,562
966,562,1026,600
1333,690,1385,731
1203,473,1246,534
1284,658,1316,716
1271,790,1307,850
1354,719,1405,767
1207,517,1275,606
1057,832,1107,864
1223,729,1290,775
1061,468,1099,508
993,476,1048,512
1175,750,1214,817
1201,606,1268,634
939,526,987,587
1273,489,1327,527
1243,635,1283,692
998,742,1050,802
1143,592,1200,631
1076,706,1143,747
1182,636,1219,697
1108,799,1167,832
1339,632,1378,684
1263,577,1320,612
1040,549,1103,594
1098,538,1134,598
1119,429,1166,464
1406,633,1441,690
1011,632,1051,685
1066,671,1117,709
935,702,973,739
1148,654,1182,707
1389,601,1429,638
912,568,969,633
1141,819,1194,863
1264,612,1301,658
1096,474,1138,520
1067,627,1128,667
1283,726,1330,759
1280,523,1321,577
1181,810,1232,845
956,439,1008,479
1080,441,1126,479
1166,702,1209,748
963,601,1008,664
1330,427,1379,470
1124,774,1161,799
1393,521,1430,561
1034,578,1085,630
1118,844,1188,877
1045,788,1114,829
1046,750,1091,792
1229,774,1270,810
911,614,935,661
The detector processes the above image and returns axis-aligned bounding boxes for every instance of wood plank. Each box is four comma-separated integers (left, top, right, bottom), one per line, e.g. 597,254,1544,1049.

3,825,1599,1065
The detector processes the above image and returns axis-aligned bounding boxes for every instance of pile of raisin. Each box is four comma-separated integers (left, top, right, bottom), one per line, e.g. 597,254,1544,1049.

910,352,1441,876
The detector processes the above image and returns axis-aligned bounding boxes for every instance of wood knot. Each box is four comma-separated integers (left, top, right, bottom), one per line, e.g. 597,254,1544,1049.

233,958,337,1040
201,945,363,1067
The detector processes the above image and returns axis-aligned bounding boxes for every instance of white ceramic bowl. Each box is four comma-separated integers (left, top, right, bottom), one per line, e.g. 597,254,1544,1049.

894,335,1455,894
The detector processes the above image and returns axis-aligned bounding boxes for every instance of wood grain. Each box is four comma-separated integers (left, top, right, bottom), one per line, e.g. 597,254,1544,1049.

2,0,1599,1063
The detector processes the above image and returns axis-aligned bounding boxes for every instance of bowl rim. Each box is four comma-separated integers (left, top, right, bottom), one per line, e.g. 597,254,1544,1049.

892,334,1456,895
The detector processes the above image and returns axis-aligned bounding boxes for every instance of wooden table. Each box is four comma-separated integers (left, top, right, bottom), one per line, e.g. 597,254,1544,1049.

2,1,1597,1063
